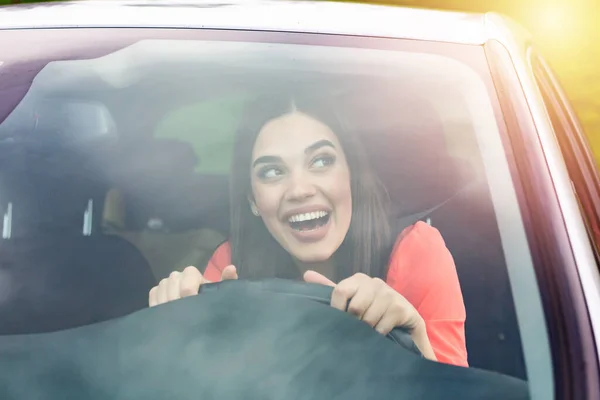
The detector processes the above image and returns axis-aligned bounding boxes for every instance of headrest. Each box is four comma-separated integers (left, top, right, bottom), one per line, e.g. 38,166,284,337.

354,97,475,217
0,141,110,238
104,140,223,232
110,174,230,234
110,139,198,182
366,129,474,217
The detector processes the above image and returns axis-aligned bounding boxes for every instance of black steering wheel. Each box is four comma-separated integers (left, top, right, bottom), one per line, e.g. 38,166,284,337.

0,277,533,400
199,278,422,356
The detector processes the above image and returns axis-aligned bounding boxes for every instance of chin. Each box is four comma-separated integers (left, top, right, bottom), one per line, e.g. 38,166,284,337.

291,247,336,264
294,250,333,263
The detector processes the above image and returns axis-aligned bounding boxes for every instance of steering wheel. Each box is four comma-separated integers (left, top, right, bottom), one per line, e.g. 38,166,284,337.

0,277,533,400
199,278,422,356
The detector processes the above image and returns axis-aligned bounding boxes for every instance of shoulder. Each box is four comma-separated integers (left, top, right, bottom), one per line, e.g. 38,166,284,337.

212,241,232,263
392,220,448,256
385,222,467,366
203,241,232,281
385,221,460,304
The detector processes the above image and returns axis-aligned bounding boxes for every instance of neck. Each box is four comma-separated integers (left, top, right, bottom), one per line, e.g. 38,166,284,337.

294,258,337,281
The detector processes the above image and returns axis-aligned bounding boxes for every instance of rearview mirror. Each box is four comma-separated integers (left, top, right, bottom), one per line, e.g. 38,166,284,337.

33,99,117,143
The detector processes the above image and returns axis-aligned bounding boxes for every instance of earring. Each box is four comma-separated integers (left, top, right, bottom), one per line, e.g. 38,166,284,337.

251,205,260,216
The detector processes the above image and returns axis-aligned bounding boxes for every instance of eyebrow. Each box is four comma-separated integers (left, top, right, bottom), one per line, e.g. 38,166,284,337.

305,139,335,155
252,140,336,168
252,155,282,168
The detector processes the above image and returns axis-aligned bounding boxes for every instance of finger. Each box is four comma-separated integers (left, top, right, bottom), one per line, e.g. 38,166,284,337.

330,273,370,311
330,279,359,311
180,266,205,297
167,271,182,301
148,286,158,307
221,265,238,281
360,292,389,328
347,283,377,320
157,278,168,305
374,295,413,335
374,307,399,335
303,270,335,287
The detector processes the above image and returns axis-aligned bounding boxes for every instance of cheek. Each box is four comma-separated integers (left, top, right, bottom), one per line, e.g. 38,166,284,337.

330,166,353,212
251,181,282,217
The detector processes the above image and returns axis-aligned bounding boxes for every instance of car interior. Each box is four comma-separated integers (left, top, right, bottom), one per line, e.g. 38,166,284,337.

0,40,527,381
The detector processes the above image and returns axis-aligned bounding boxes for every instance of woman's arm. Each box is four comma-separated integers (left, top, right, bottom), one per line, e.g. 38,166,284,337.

385,221,468,366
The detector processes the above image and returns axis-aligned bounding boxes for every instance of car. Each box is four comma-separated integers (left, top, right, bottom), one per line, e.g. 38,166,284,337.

0,0,598,399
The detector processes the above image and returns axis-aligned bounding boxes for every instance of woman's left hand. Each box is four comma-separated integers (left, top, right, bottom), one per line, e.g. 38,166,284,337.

303,271,437,361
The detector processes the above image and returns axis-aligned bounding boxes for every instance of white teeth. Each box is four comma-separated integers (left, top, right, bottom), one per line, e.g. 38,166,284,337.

288,211,329,223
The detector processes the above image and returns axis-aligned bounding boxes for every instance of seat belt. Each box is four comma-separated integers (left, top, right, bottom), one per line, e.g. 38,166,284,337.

395,180,479,232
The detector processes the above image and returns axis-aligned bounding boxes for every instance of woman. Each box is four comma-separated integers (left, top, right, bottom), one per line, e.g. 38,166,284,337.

149,94,468,367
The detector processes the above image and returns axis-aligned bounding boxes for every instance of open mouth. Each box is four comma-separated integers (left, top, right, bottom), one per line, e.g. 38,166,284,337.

288,211,330,232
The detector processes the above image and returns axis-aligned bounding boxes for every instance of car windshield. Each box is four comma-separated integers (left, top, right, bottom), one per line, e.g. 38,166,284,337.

0,28,551,398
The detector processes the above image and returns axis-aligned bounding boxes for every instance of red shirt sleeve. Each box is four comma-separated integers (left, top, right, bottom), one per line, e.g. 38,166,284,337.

203,241,232,282
385,221,468,367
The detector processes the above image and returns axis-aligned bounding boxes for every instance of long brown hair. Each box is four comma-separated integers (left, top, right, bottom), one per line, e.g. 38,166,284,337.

229,93,393,281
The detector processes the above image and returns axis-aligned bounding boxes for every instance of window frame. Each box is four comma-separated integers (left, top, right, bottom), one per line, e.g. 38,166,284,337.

529,50,600,257
527,48,600,399
4,27,596,395
485,39,600,400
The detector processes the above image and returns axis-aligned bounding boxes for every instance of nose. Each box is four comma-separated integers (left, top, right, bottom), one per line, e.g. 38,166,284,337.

284,170,317,202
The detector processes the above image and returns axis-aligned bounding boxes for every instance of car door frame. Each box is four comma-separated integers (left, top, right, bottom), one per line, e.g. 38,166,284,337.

526,45,600,387
529,44,600,396
485,38,600,400
528,49,600,253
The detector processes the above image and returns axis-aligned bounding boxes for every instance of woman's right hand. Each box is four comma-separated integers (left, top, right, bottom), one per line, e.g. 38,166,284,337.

148,265,238,307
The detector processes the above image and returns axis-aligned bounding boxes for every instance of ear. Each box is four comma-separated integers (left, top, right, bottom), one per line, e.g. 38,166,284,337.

247,195,260,216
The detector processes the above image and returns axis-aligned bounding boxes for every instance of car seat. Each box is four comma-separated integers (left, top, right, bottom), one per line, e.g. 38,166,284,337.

0,139,156,335
103,187,226,280
360,98,527,379
103,139,227,279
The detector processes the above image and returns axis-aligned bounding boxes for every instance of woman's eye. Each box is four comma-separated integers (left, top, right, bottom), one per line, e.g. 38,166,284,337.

311,155,335,169
258,167,283,179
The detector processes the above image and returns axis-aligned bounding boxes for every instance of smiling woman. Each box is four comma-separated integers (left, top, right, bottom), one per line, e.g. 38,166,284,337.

234,96,357,278
251,131,347,259
149,92,469,367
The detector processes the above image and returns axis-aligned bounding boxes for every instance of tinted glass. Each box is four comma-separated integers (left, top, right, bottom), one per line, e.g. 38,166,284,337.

0,28,548,398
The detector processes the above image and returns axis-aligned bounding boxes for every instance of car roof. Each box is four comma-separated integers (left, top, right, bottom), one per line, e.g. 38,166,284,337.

0,0,531,48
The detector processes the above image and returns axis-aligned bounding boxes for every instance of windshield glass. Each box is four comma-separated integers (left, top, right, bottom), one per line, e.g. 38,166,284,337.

0,28,549,398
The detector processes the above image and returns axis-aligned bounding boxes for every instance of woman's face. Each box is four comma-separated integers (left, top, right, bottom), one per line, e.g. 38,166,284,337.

249,111,352,264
